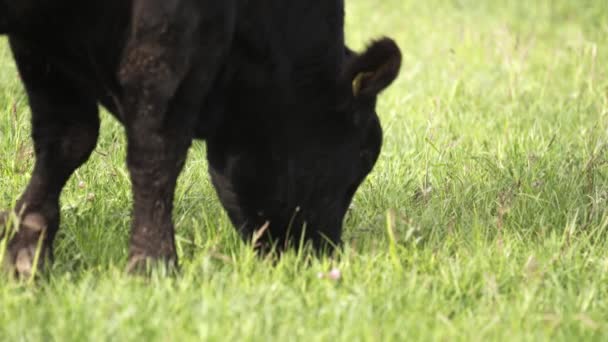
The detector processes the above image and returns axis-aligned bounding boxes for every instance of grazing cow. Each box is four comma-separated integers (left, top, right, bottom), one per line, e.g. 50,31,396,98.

0,0,401,275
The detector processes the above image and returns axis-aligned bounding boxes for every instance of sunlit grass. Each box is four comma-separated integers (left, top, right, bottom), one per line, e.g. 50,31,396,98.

1,0,608,340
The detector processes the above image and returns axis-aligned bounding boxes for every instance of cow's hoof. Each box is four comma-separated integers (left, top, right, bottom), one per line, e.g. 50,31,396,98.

1,212,49,279
125,253,178,276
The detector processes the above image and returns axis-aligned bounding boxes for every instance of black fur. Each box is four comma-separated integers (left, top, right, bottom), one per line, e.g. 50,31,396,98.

0,0,401,274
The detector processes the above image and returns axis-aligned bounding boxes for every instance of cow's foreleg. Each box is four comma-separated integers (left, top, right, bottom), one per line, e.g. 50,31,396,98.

1,38,100,277
119,1,234,272
123,102,193,272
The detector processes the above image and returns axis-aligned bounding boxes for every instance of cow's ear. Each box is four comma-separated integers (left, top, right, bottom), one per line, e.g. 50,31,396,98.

345,38,401,98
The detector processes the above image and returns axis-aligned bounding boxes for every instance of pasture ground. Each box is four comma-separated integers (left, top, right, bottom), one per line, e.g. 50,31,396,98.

1,0,608,340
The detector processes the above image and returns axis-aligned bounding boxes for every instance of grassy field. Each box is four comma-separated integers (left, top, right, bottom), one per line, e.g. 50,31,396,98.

2,0,608,340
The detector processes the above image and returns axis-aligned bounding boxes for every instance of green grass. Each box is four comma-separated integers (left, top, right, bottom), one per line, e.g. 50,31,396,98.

2,0,608,340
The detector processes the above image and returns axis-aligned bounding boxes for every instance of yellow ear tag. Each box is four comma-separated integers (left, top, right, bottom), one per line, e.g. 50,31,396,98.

352,72,374,97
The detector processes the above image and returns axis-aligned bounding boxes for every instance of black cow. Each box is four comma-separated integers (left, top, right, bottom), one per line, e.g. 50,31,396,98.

0,0,401,275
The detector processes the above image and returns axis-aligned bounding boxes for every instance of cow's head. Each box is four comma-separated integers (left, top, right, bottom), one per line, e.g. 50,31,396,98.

206,38,401,254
